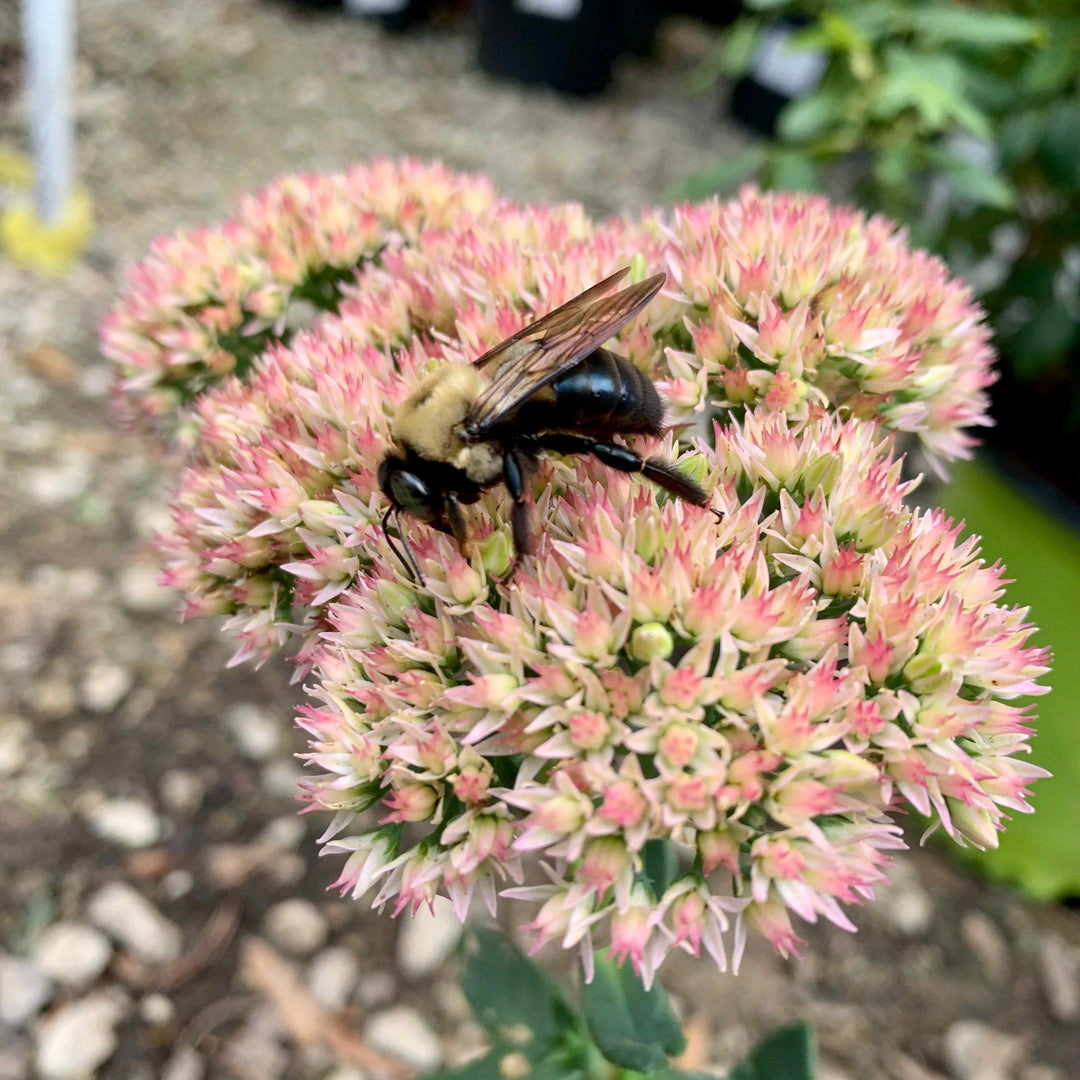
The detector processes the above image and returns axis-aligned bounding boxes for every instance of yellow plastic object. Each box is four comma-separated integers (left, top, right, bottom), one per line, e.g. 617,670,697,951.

0,147,93,275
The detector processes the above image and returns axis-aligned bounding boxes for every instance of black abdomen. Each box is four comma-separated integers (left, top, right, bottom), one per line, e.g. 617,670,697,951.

516,348,666,436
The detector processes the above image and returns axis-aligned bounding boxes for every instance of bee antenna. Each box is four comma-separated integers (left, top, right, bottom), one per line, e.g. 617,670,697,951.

381,504,426,585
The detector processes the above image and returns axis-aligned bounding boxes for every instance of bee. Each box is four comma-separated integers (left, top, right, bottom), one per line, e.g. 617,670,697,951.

377,267,709,583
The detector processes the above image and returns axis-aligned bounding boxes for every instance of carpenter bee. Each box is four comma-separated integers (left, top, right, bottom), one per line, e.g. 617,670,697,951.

377,267,709,583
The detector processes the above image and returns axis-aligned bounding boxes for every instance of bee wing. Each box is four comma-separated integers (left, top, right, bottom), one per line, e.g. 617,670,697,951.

463,270,666,439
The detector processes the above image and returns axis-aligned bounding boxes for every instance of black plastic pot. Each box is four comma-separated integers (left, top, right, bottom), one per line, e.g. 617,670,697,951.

477,0,625,97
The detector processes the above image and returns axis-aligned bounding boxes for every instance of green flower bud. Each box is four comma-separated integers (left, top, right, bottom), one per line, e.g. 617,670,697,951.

630,622,674,662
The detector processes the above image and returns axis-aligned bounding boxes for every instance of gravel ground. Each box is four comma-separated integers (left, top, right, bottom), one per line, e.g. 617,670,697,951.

1,2,1079,1078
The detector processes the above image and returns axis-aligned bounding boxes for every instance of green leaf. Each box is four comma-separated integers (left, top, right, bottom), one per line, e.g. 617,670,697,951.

908,7,1044,48
939,460,1080,899
460,926,579,1055
724,20,766,81
670,148,769,201
776,88,846,142
769,151,824,193
1020,33,1077,96
726,1021,817,1080
1040,100,1080,188
873,47,992,135
641,839,678,898
929,149,1016,210
583,955,686,1072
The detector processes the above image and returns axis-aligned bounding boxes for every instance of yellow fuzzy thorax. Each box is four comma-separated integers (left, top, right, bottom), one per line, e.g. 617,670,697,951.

392,362,502,482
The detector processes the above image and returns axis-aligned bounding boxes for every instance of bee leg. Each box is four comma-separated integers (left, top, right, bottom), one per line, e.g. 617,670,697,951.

524,433,710,507
445,493,476,562
501,449,532,579
382,505,426,585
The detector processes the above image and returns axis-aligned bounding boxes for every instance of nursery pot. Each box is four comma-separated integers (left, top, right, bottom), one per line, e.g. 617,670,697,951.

477,0,625,97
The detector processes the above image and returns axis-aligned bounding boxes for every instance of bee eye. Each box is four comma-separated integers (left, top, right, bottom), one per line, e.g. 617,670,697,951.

390,470,439,521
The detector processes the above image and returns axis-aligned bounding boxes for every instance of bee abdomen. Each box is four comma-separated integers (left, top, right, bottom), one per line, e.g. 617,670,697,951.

524,349,665,436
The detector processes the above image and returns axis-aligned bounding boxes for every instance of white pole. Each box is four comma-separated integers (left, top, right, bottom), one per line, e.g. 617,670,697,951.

22,0,73,225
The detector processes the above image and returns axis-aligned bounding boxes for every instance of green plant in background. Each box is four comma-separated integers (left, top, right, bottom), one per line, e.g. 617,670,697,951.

682,0,1080,485
428,927,816,1080
680,0,1080,901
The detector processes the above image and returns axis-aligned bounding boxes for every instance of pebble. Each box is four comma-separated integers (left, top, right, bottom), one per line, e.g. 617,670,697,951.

1036,931,1080,1022
0,955,54,1027
261,758,305,799
876,857,933,936
225,702,281,760
943,1020,1025,1080
33,922,113,987
118,562,174,614
139,992,176,1026
960,912,1009,985
364,1005,444,1072
86,796,162,848
162,869,195,900
260,815,306,850
307,946,361,1011
0,716,31,776
79,662,134,713
397,895,463,979
263,899,329,956
87,881,183,964
320,1068,370,1080
355,970,397,1010
159,768,206,815
34,988,130,1080
29,679,77,719
23,450,92,505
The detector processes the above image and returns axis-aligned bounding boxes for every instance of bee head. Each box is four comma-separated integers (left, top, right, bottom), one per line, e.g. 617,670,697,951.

377,452,441,522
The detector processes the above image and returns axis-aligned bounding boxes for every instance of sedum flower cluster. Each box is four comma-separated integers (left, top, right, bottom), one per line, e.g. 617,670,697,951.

104,166,1048,984
100,159,496,428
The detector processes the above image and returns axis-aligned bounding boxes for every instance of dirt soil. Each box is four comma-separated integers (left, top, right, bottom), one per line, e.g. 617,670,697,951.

0,2,1078,1078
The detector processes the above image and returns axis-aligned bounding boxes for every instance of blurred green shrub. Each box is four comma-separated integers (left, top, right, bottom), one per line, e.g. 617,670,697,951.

680,0,1080,492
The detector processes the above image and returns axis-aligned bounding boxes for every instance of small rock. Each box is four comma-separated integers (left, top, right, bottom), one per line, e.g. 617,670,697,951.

1036,931,1080,1022
263,899,328,956
943,1020,1025,1080
79,663,133,713
877,857,932,936
21,342,80,387
960,912,1009,985
365,1005,444,1072
355,970,396,1009
0,717,31,776
260,815,306,850
87,881,183,964
139,992,176,1026
118,563,174,614
268,852,307,887
87,797,162,848
397,895,463,979
23,451,92,505
219,1004,288,1080
1020,1067,1068,1080
261,758,304,799
307,946,361,1011
160,769,205,815
0,955,54,1026
28,679,77,718
225,702,281,760
162,869,195,900
34,988,130,1080
34,922,112,987
161,1044,206,1080
320,1067,369,1080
